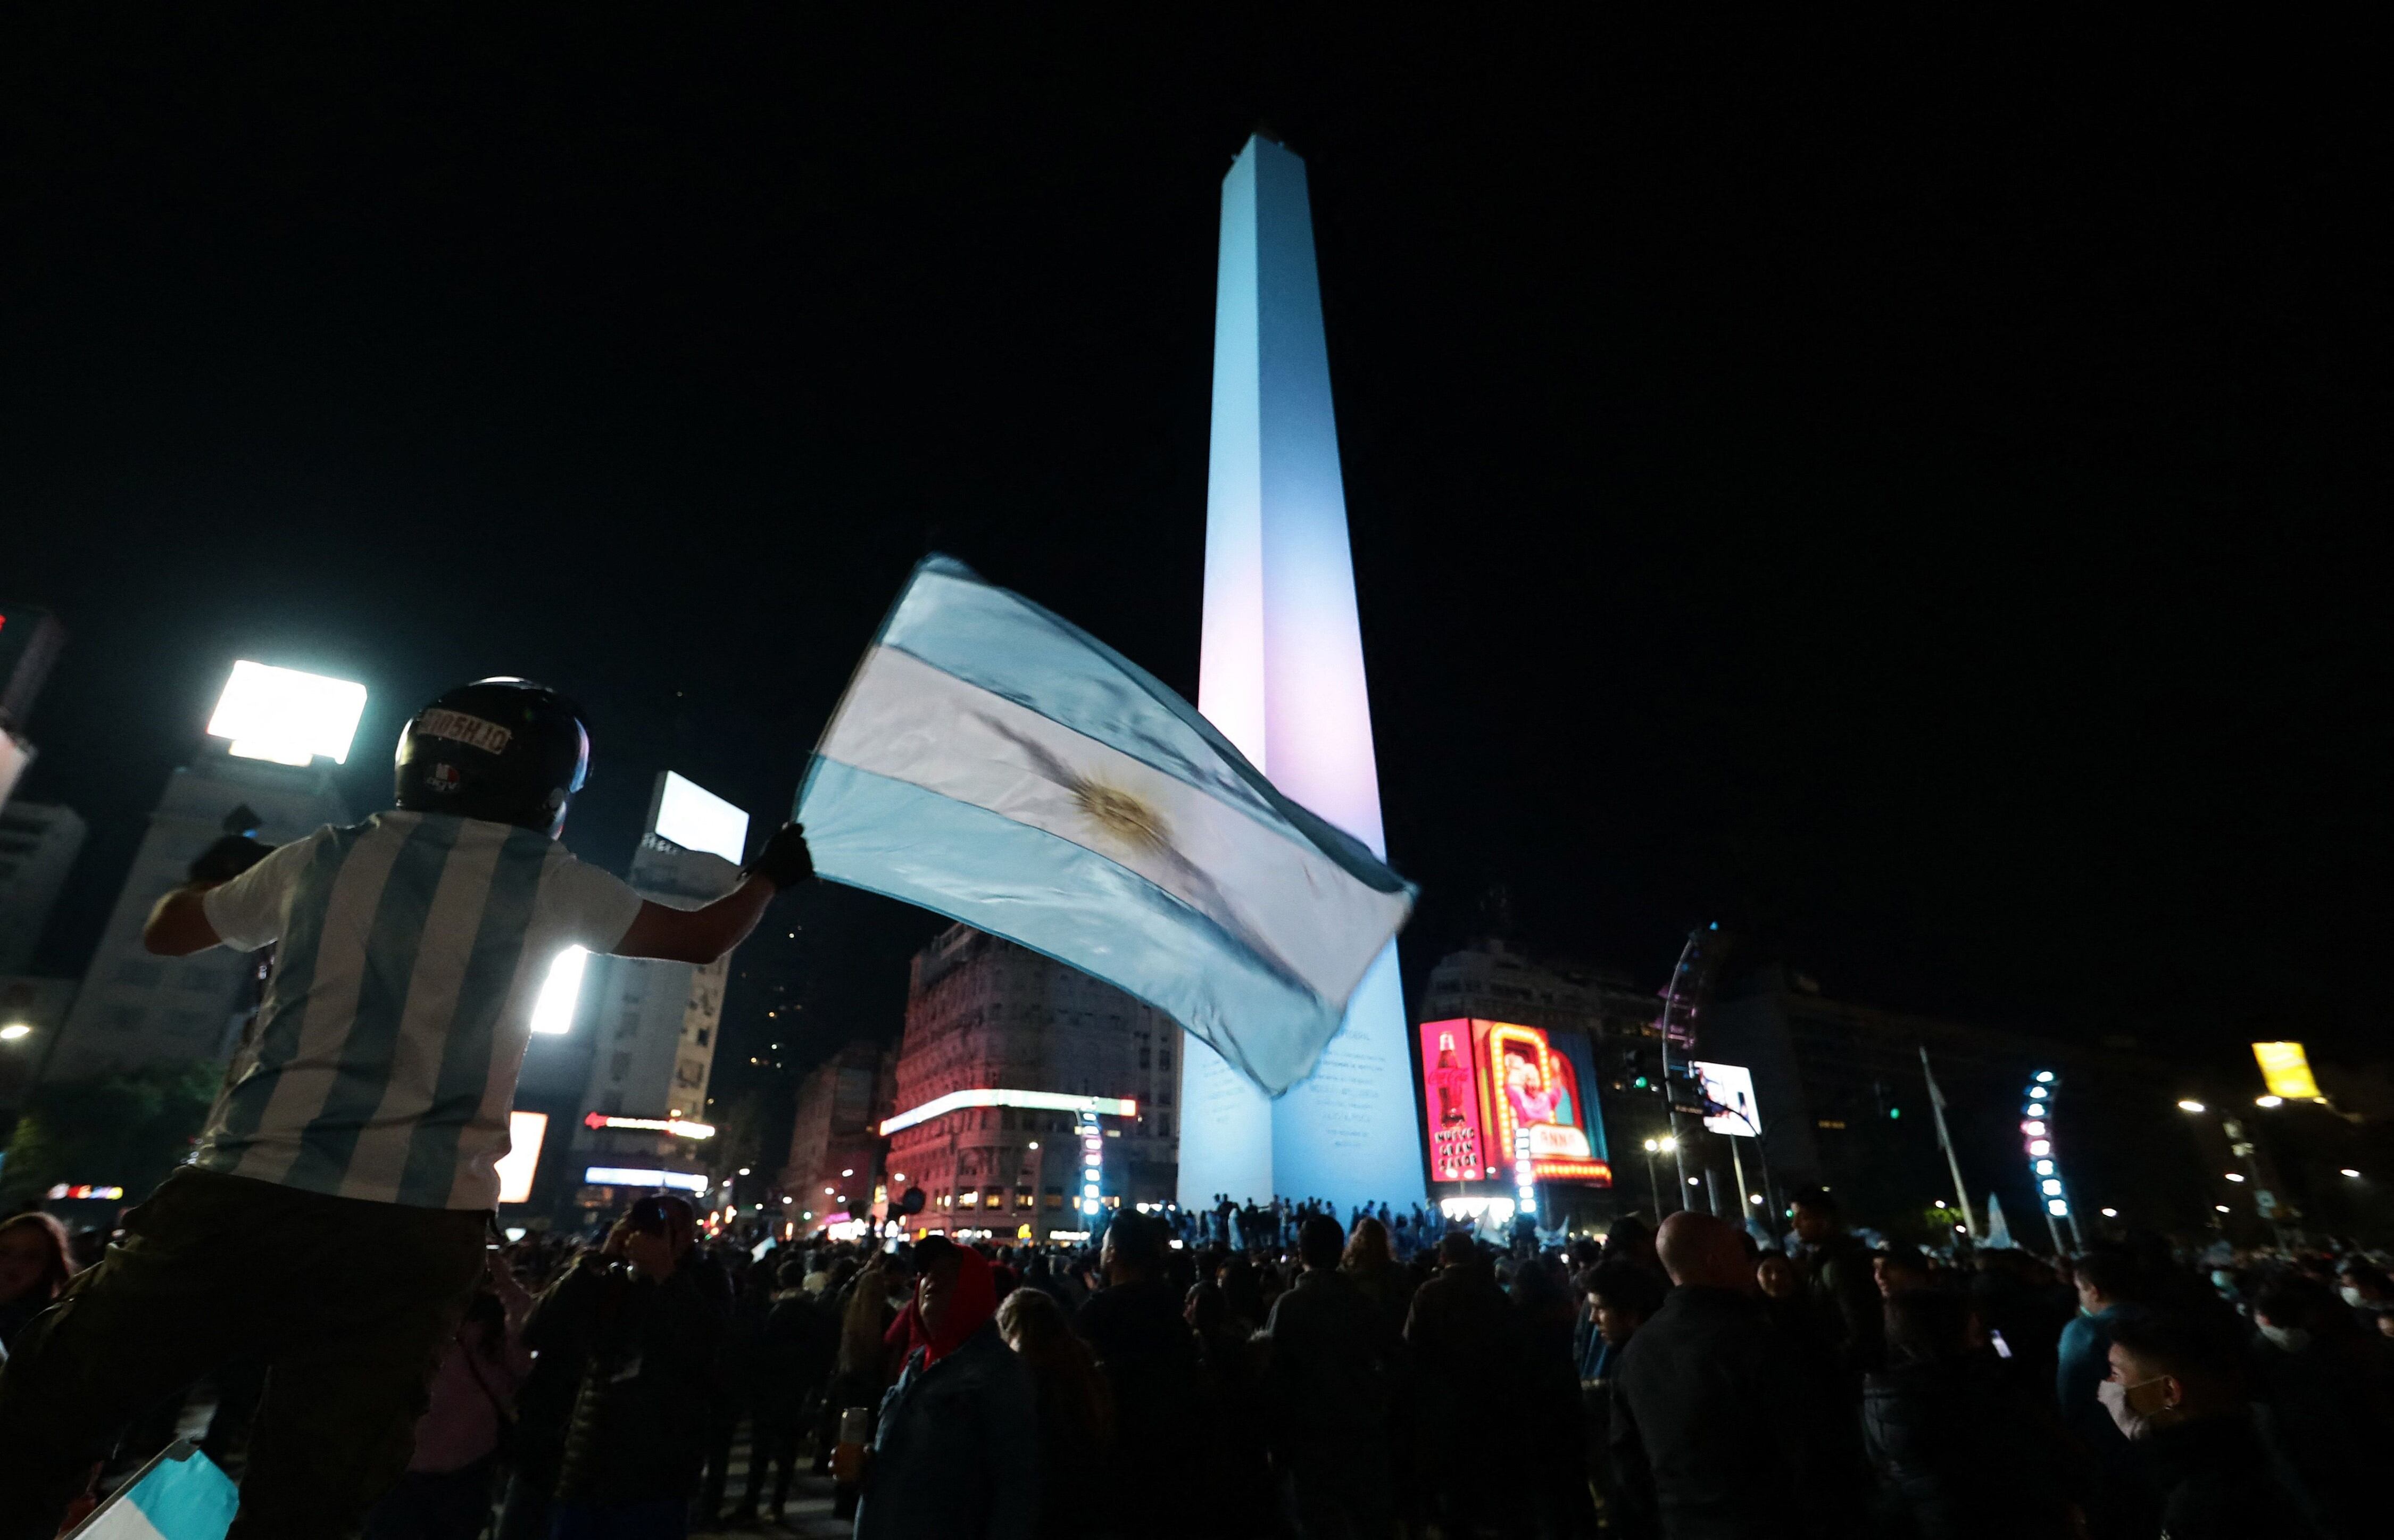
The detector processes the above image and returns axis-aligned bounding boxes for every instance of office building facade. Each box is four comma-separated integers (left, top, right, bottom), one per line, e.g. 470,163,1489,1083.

780,1039,896,1227
887,923,1178,1238
0,802,85,974
49,746,348,1080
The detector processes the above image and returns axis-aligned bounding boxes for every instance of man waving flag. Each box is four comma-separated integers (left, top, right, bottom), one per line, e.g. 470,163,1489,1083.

798,556,1415,1096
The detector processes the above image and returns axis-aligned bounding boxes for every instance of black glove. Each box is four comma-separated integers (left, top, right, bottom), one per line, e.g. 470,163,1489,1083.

746,821,814,889
190,834,276,885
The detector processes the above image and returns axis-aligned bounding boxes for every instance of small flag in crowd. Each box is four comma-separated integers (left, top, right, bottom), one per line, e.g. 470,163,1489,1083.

70,1441,237,1540
797,556,1416,1097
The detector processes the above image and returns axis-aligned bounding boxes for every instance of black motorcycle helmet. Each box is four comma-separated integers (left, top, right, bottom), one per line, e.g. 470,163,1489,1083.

393,678,591,837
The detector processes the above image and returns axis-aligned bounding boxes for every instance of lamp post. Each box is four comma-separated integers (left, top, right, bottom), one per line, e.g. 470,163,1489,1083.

1641,1136,1674,1218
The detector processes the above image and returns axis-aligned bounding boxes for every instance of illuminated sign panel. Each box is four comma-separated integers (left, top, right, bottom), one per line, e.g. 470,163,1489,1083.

495,1111,548,1204
1417,1019,1610,1186
581,1111,716,1139
1691,1061,1763,1138
880,1088,1137,1137
650,771,750,864
583,1167,709,1193
206,661,367,766
2251,1042,2323,1101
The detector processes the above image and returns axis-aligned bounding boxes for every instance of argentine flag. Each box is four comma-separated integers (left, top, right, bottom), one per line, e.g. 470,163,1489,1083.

73,1441,238,1539
799,556,1415,1096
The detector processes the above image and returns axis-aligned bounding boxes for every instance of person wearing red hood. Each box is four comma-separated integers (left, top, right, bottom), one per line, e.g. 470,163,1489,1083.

848,1238,1038,1540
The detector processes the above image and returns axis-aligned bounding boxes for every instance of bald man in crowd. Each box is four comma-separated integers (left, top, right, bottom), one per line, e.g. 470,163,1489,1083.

1610,1213,1834,1540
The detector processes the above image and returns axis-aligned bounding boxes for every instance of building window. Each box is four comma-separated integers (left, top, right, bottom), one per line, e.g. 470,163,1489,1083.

1016,1189,1035,1210
610,1051,632,1080
1138,1046,1150,1069
1044,1187,1063,1209
1159,1049,1172,1072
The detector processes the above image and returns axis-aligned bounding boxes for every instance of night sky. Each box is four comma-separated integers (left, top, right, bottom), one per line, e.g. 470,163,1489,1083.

5,14,2384,1128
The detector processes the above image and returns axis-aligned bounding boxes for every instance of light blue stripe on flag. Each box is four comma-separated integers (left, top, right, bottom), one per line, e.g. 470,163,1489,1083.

76,1441,237,1538
800,556,1416,1097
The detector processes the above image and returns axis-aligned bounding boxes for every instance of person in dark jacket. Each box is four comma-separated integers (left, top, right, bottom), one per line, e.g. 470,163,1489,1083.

998,1282,1114,1540
1075,1213,1203,1540
847,1237,1037,1540
1861,1287,2079,1540
1259,1215,1396,1539
1514,1254,1598,1538
1789,1189,1882,1376
2106,1312,2320,1540
1581,1263,1666,1539
730,1261,837,1528
545,1196,725,1540
1611,1212,1828,1540
1404,1233,1523,1537
2248,1275,2393,1540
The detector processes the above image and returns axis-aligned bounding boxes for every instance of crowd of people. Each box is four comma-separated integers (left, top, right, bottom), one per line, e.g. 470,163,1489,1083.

10,1185,2392,1539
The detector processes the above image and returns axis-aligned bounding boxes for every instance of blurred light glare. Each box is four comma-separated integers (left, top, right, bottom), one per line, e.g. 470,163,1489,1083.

2176,1100,2207,1113
0,1023,31,1042
2034,1071,2056,1084
208,661,367,765
529,946,588,1035
2254,1095,2283,1109
2341,1169,2362,1179
2100,1208,2118,1217
2224,1172,2244,1182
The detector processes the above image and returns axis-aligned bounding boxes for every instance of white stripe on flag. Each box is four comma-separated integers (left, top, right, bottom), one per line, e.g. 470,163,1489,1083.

820,644,1408,1004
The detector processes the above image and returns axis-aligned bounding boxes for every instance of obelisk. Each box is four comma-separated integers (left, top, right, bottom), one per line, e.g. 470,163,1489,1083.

1176,135,1427,1214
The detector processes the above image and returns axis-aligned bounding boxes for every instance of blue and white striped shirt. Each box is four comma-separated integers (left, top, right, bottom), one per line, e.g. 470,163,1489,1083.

195,810,643,1209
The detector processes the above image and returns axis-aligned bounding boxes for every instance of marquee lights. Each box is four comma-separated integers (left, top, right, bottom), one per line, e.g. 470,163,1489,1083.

881,1088,1136,1136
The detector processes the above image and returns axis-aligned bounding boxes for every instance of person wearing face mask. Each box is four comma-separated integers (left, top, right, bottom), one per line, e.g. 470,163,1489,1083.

2102,1313,2318,1540
2053,1247,2152,1540
2247,1276,2392,1540
2334,1260,2390,1332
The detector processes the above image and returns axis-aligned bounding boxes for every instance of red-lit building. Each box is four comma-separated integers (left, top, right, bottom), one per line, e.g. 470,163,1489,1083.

883,924,1179,1238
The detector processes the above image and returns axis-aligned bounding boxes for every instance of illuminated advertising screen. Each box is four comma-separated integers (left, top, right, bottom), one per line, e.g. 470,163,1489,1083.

1418,1019,1611,1186
1691,1061,1763,1138
2251,1042,2322,1101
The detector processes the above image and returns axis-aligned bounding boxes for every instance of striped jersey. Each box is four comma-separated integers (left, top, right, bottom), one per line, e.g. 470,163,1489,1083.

195,810,644,1209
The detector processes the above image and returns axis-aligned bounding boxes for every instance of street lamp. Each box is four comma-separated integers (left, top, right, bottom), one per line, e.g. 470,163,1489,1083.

1640,1139,1667,1217
2176,1100,2206,1114
2254,1095,2283,1109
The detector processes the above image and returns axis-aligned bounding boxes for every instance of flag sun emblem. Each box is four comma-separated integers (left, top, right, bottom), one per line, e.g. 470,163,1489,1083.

1071,778,1172,858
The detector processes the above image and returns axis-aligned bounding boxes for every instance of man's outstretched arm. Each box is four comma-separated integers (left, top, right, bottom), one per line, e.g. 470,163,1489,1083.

611,821,813,964
144,885,224,956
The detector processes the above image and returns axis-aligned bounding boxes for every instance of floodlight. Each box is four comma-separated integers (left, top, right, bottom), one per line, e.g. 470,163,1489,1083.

529,946,589,1035
650,771,750,863
207,661,366,765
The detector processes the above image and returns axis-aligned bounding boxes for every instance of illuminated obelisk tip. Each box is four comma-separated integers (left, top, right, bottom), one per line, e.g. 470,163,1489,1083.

1177,135,1426,1212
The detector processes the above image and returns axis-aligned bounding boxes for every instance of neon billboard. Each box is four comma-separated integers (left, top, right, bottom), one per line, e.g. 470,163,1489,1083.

1418,1019,1610,1186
